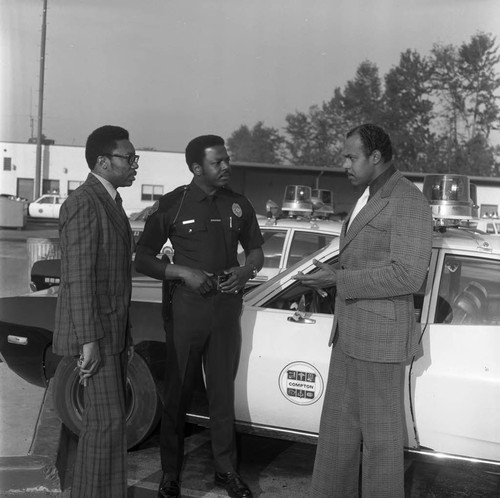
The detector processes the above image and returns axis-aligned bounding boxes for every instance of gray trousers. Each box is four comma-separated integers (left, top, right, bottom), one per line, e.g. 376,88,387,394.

311,345,405,498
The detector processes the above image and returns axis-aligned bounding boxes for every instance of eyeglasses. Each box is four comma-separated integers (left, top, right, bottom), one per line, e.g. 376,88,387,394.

103,153,140,166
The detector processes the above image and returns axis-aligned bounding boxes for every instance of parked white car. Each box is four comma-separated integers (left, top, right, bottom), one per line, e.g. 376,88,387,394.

28,194,66,219
474,217,500,236
5,175,499,467
2,219,500,466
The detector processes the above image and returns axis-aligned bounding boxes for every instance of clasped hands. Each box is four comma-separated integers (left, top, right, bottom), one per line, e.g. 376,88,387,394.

182,266,251,295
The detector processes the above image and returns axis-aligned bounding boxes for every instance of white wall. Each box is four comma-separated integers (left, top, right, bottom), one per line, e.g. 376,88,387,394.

0,141,191,214
475,185,500,209
0,142,38,196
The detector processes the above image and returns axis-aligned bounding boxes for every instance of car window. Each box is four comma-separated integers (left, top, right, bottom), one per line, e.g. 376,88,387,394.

286,231,337,268
261,229,287,269
238,229,287,269
264,256,337,314
435,254,500,325
38,196,53,204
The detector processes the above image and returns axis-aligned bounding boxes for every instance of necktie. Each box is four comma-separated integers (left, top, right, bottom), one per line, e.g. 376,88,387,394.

347,186,370,231
115,191,133,248
115,192,127,218
115,192,129,223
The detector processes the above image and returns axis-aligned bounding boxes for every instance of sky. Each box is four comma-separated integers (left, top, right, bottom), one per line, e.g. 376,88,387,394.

1,0,500,153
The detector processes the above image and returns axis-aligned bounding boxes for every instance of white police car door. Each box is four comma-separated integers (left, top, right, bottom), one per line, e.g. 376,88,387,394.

235,251,337,438
31,195,55,217
411,249,500,462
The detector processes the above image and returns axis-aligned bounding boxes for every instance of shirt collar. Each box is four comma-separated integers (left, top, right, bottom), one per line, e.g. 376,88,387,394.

91,172,118,200
190,180,227,201
368,164,396,199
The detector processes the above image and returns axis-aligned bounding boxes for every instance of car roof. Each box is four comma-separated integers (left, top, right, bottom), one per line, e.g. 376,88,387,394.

35,194,65,199
431,227,500,254
259,217,343,234
129,213,344,234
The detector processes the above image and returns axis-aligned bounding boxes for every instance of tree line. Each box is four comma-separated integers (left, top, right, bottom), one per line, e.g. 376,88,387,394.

227,32,500,176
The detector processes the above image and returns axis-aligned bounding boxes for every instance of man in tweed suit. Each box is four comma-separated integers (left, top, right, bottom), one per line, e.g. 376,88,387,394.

53,125,138,497
295,124,433,497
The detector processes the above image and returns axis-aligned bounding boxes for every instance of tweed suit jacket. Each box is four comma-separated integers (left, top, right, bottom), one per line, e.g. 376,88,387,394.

53,173,133,356
329,170,433,363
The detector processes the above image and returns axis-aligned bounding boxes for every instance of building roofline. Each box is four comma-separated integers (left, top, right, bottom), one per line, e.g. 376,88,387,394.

232,161,500,186
1,139,499,186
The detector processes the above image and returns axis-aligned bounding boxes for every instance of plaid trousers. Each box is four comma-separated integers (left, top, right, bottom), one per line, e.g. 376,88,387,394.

71,351,127,498
311,345,405,498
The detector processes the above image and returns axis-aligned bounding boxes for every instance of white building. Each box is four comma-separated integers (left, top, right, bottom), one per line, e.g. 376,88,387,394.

1,140,499,217
0,141,191,215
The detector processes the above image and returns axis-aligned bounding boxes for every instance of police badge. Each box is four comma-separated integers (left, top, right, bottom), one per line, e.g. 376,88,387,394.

232,203,242,218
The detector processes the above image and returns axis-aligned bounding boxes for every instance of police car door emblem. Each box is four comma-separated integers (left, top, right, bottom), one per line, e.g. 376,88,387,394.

232,203,242,217
279,362,324,405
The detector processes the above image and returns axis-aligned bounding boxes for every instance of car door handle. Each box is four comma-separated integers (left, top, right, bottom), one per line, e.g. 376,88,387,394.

287,316,316,324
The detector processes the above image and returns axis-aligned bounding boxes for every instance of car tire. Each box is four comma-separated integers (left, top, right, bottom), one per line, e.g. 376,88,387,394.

52,352,161,449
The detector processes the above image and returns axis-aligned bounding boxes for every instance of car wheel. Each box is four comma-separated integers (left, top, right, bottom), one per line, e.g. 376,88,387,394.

52,352,161,449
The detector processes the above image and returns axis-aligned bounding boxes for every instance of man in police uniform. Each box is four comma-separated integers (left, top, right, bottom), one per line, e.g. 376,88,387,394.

135,135,264,498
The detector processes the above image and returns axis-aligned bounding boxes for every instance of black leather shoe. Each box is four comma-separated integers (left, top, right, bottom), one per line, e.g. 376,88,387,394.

214,471,253,498
158,474,180,498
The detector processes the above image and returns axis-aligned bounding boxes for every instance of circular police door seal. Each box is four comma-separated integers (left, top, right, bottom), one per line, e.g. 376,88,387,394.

278,362,324,406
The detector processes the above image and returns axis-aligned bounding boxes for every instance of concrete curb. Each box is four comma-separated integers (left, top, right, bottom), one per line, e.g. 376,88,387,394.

0,381,71,494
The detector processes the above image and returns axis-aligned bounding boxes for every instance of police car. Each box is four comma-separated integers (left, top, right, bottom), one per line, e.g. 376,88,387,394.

129,202,342,286
30,203,341,292
28,194,66,219
0,174,499,469
238,216,342,286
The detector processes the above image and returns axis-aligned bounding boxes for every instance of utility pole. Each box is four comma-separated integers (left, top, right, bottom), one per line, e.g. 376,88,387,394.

34,0,48,199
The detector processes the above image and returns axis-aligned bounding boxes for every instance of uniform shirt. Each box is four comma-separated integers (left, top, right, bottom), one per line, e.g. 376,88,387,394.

137,181,264,275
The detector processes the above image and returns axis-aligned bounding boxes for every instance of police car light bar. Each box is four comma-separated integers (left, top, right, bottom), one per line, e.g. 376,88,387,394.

423,174,473,227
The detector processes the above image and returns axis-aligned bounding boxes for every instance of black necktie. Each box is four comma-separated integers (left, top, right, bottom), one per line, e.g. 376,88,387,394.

115,192,133,247
115,192,128,223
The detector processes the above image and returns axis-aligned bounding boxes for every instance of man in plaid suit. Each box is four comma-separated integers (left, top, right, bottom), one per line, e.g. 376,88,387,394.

295,124,433,497
53,125,138,497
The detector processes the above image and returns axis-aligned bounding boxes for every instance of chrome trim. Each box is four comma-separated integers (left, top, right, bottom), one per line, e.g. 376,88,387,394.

406,448,500,468
186,413,319,442
185,412,500,468
7,335,28,346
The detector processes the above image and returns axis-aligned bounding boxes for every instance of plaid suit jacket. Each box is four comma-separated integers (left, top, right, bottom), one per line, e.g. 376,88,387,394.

329,170,433,362
53,173,133,356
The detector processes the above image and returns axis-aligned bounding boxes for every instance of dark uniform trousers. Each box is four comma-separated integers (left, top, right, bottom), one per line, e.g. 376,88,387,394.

72,349,128,498
160,285,243,479
311,345,405,498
